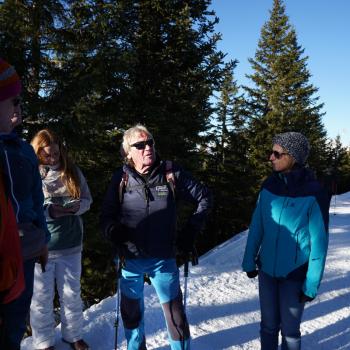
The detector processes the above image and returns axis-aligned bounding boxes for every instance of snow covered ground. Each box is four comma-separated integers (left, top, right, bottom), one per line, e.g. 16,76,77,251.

22,192,350,349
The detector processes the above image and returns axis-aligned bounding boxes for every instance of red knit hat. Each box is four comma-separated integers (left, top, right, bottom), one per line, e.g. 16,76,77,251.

0,58,22,102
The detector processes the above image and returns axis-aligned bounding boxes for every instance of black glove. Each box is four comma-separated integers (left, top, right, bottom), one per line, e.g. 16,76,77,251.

106,223,129,246
246,270,258,279
299,291,314,303
176,225,196,254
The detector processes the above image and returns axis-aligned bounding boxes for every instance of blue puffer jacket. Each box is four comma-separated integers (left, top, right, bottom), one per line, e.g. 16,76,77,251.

100,158,212,259
242,167,329,298
0,133,49,241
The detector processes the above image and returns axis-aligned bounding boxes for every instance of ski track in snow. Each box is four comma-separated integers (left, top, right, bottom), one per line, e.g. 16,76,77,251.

22,193,350,349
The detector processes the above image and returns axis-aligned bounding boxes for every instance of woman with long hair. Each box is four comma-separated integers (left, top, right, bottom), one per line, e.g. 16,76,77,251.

30,129,92,350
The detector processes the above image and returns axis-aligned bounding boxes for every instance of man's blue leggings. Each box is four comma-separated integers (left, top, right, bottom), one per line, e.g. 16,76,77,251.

120,258,190,350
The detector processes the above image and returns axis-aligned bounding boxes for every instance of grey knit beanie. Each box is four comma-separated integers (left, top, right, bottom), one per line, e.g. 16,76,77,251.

272,132,310,165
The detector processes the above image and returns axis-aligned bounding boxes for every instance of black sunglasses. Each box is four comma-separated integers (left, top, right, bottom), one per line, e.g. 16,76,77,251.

130,139,154,150
270,150,288,159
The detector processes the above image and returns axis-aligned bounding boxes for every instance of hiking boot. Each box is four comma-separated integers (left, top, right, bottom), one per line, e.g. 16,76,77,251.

62,338,90,350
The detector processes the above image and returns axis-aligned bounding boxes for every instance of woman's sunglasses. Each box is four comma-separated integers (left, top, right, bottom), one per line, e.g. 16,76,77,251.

270,150,288,159
130,139,154,150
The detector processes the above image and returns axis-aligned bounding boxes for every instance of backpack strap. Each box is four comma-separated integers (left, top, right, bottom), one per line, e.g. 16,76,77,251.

118,171,128,204
119,162,175,203
165,160,176,199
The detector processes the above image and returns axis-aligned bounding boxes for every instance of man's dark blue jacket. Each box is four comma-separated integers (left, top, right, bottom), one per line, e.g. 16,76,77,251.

100,158,212,259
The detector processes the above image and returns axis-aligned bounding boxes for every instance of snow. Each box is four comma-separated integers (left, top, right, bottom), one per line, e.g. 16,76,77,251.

22,193,350,349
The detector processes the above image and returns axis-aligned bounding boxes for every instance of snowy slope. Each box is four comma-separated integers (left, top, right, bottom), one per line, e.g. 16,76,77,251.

22,193,350,349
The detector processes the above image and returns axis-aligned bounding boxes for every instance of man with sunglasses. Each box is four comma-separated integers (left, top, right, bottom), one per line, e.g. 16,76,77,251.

242,132,329,350
101,124,211,350
0,58,49,350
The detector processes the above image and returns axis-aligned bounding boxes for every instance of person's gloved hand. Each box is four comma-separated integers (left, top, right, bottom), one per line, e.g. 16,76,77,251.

299,291,314,303
106,223,129,246
106,224,142,257
38,245,48,273
123,241,140,257
246,270,258,279
176,224,196,254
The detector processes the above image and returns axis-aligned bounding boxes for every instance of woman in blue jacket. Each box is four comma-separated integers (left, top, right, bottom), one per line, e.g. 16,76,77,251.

101,124,211,350
242,132,329,350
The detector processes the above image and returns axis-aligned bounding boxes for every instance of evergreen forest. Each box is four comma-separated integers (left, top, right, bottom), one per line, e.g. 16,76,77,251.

1,0,350,304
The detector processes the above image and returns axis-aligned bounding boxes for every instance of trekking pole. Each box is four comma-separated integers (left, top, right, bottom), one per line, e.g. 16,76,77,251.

181,258,189,350
114,257,122,350
332,179,337,215
334,181,338,215
181,249,198,350
183,247,199,313
183,259,189,314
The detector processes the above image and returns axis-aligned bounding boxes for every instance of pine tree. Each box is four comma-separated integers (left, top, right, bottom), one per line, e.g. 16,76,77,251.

49,0,135,303
0,0,67,135
324,136,350,195
100,0,230,261
1,0,232,303
243,0,328,178
113,0,226,169
1,0,129,303
203,63,254,250
338,148,350,194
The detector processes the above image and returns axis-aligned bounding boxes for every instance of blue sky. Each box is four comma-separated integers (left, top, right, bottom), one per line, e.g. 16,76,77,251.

211,0,350,145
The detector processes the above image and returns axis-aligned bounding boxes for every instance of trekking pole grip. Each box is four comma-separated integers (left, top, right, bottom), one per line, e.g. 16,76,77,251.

191,246,199,266
184,259,189,278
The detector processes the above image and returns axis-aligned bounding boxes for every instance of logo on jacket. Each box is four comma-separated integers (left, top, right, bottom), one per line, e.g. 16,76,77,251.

156,185,169,196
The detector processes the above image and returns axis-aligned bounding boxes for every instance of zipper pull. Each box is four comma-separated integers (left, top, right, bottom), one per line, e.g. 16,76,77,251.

143,185,149,203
